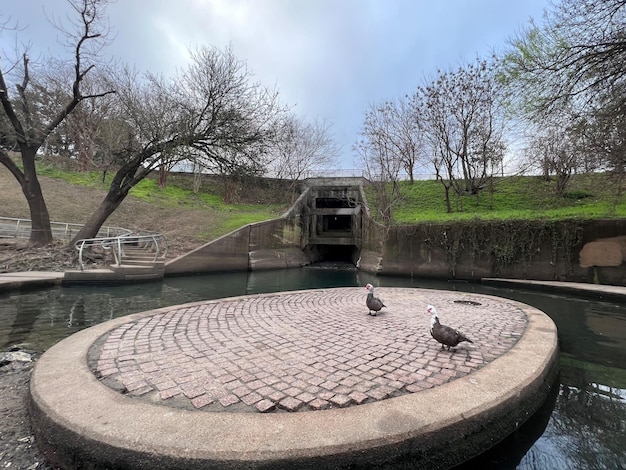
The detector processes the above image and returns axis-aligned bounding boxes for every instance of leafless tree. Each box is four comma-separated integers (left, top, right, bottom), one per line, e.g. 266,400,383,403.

70,45,285,243
525,121,580,197
356,98,427,181
418,58,507,212
354,103,407,223
269,114,340,198
38,58,116,171
0,0,115,245
388,99,426,184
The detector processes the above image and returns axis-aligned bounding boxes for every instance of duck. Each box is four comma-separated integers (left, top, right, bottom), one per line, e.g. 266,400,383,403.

365,284,386,315
426,304,473,350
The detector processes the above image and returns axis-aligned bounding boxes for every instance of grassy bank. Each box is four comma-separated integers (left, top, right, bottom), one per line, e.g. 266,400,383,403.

0,161,291,257
390,173,626,223
3,159,625,258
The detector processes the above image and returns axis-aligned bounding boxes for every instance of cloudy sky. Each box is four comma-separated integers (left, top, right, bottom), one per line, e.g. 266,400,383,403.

1,0,550,169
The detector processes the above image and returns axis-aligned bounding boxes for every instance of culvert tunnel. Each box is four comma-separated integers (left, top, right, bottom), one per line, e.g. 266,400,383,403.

302,180,364,266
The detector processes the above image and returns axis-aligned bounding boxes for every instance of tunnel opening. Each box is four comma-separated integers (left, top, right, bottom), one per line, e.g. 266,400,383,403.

315,197,355,209
306,244,359,266
321,214,352,233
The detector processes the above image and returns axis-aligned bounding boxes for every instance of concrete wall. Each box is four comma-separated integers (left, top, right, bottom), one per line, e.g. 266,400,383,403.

164,190,312,275
358,218,626,285
165,178,626,285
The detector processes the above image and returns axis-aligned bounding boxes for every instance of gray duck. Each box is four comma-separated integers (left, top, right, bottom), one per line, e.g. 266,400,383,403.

427,305,473,350
365,284,386,315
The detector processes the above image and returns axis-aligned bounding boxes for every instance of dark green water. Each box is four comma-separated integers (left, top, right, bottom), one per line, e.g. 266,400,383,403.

1,268,625,469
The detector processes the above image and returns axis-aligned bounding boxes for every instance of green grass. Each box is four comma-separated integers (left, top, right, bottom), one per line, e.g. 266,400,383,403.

200,210,280,241
35,162,287,237
31,159,626,228
390,174,626,223
38,164,107,187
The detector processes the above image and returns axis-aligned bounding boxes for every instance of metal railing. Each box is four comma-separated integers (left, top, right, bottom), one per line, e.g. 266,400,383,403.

0,217,166,271
74,232,168,271
0,217,131,240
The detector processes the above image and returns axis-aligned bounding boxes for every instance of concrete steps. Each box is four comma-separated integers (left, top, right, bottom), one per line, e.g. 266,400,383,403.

64,243,166,285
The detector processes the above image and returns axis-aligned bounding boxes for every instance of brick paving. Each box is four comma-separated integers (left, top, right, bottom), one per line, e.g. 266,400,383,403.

90,287,527,413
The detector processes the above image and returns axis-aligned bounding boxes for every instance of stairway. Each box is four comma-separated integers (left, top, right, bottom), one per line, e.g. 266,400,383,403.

64,235,167,285
110,245,166,280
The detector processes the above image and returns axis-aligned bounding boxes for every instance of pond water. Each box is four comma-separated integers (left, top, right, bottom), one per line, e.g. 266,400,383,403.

1,268,625,469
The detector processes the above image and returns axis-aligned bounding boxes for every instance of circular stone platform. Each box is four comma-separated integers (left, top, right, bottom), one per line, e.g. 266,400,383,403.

29,287,558,469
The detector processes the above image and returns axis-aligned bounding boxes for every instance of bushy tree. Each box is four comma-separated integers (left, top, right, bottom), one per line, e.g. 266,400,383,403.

505,0,626,114
504,0,626,188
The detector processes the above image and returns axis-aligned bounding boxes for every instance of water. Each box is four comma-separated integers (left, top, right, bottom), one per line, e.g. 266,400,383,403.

1,268,625,469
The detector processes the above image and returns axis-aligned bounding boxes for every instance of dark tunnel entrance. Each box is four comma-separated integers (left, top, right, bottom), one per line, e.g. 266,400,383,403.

322,214,352,232
315,197,356,209
303,182,364,268
307,244,359,266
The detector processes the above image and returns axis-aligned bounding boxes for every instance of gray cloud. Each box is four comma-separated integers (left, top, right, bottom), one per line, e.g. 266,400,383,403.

1,0,549,168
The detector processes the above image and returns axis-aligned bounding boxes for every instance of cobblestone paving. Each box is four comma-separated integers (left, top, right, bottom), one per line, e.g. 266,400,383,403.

90,287,527,413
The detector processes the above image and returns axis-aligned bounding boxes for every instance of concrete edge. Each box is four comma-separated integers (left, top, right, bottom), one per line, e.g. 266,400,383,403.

481,278,626,302
0,272,64,293
29,289,559,469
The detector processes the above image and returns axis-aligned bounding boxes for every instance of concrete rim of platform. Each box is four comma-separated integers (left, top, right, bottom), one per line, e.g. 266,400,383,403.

29,288,559,470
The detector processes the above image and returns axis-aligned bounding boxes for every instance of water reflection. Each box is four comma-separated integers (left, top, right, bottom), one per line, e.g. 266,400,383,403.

1,269,625,469
454,374,559,469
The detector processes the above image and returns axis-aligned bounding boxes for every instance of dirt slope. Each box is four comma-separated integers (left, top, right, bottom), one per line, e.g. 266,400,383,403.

0,168,230,260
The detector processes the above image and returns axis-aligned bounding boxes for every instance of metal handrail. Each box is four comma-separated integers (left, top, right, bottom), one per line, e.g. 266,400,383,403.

0,216,131,239
74,233,168,271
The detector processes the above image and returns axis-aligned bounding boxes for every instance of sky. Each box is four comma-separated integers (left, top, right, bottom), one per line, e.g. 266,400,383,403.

1,0,551,170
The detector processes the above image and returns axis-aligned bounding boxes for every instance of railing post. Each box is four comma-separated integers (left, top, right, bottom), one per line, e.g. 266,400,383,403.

152,235,159,262
77,241,85,271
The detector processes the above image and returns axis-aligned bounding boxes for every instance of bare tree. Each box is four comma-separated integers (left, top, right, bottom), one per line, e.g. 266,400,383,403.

418,58,507,211
385,98,425,184
269,114,339,199
0,0,115,245
355,98,427,182
70,45,285,243
354,103,406,223
526,123,579,197
38,58,116,171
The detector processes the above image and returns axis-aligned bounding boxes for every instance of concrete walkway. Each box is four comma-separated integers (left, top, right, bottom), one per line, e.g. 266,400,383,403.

0,271,64,292
29,286,559,469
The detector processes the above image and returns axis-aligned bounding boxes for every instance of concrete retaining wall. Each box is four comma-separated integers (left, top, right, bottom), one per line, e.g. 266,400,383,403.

360,218,626,284
165,190,311,275
165,181,626,285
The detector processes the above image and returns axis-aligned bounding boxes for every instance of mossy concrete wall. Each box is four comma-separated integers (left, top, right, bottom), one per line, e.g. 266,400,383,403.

359,218,626,285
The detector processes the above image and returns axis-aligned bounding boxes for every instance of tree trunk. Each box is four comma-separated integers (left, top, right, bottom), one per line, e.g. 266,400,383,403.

70,189,126,245
20,147,54,246
443,184,452,213
158,166,168,188
407,161,415,184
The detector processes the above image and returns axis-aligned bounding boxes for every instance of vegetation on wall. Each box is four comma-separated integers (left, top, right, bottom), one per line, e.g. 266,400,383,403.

414,219,584,275
359,172,613,275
